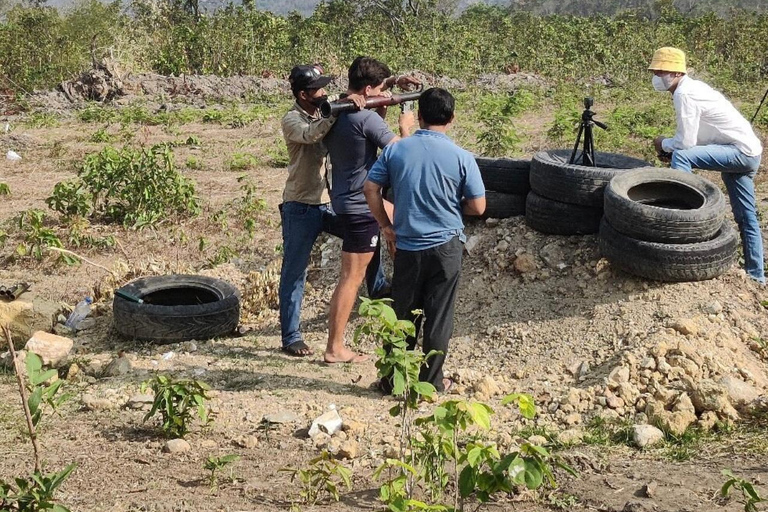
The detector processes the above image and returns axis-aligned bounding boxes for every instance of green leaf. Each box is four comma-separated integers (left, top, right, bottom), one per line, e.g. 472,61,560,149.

389,404,401,417
392,369,406,395
466,445,484,468
467,402,492,430
458,465,477,498
26,352,43,376
523,459,544,489
412,381,436,397
31,369,57,386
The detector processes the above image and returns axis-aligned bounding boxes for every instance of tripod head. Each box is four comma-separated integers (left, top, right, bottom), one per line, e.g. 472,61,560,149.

569,97,609,166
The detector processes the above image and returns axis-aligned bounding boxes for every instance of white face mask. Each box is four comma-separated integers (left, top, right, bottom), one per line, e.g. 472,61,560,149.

652,74,675,92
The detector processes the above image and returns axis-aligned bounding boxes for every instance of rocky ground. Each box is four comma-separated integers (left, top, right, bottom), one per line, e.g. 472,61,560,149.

0,73,767,511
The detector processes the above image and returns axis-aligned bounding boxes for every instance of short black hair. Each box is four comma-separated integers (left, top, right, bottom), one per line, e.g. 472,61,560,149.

418,88,455,126
348,56,391,91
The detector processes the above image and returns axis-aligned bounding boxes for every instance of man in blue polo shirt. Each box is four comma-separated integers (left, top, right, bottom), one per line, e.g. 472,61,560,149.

364,87,486,392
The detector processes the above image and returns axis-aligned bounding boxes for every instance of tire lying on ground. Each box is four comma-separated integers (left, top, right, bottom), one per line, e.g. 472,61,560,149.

604,168,726,243
525,191,602,235
473,191,526,219
530,149,651,207
598,219,738,282
475,157,531,195
113,274,241,343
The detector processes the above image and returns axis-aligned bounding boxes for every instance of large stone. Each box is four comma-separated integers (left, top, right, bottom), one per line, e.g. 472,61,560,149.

163,439,191,454
82,393,119,411
719,376,760,411
102,355,132,377
0,295,60,344
540,243,567,270
632,424,664,448
336,440,360,460
670,318,698,336
691,380,739,419
513,253,537,273
25,331,73,366
473,376,501,399
646,398,695,436
607,366,630,388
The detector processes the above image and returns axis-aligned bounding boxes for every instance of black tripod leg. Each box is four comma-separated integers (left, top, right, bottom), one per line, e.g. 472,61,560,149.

751,87,768,125
570,124,584,164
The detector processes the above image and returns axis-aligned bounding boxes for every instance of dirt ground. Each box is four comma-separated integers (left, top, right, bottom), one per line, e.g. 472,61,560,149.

1,76,768,512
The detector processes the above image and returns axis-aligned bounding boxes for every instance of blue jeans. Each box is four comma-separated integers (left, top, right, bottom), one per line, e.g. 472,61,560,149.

671,145,765,284
278,201,389,347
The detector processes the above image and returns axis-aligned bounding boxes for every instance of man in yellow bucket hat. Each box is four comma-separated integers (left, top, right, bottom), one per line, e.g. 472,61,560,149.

649,47,765,285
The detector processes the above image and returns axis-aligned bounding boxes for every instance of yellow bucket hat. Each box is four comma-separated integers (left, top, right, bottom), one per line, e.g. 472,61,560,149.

648,47,686,73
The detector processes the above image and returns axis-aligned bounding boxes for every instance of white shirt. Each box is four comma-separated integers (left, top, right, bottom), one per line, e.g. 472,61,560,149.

662,75,763,157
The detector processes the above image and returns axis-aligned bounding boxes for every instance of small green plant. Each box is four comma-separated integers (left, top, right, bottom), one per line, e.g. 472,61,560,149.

78,104,117,123
89,127,115,143
281,451,352,505
206,245,238,267
203,454,239,491
722,469,766,512
226,152,258,171
14,210,78,265
185,156,203,169
0,183,10,195
0,326,76,511
25,111,59,128
141,374,212,438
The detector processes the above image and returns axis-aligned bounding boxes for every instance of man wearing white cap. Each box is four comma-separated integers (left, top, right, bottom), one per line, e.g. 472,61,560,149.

649,47,765,284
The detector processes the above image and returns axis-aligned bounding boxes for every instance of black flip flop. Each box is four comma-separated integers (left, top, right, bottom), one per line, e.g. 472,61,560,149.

281,340,313,357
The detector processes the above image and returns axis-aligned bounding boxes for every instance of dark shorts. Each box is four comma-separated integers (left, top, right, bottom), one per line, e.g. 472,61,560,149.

338,214,379,253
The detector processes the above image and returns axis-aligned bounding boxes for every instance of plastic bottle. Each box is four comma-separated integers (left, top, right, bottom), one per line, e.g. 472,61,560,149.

64,297,93,330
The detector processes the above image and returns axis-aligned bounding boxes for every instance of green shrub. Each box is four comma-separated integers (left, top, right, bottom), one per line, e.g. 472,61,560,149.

47,144,200,228
141,374,212,438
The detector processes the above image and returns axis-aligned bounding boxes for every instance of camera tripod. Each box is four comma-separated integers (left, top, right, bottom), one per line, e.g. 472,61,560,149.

569,97,608,166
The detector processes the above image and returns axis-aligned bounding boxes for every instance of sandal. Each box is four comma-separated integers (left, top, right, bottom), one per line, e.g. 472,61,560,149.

281,340,313,357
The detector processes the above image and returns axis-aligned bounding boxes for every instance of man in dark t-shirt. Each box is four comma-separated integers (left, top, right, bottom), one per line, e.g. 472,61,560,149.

322,56,415,363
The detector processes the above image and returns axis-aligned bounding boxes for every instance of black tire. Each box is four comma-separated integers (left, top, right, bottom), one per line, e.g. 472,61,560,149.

530,149,651,207
472,191,526,219
113,275,241,343
598,219,738,282
475,157,531,194
604,168,726,243
525,191,603,235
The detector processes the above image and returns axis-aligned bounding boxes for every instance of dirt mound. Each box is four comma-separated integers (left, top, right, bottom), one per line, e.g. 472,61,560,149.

26,68,547,112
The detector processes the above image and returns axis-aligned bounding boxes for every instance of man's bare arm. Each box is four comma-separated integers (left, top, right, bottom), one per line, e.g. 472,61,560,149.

462,196,486,216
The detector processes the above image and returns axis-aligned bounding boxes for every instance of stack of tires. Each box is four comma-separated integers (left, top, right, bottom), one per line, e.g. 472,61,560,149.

599,168,738,282
526,149,651,235
473,157,530,219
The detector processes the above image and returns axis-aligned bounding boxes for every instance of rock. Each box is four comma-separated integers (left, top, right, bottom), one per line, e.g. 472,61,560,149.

200,440,218,449
642,480,658,498
313,432,331,449
0,295,60,344
53,324,74,337
473,376,501,399
646,398,695,436
527,435,547,446
66,363,82,380
672,393,695,415
336,440,360,459
308,407,343,438
76,317,97,332
607,366,630,388
163,439,191,454
342,419,366,436
233,435,258,449
180,341,198,352
698,411,719,431
24,331,73,366
464,235,482,255
640,357,656,371
719,376,760,411
333,430,348,441
632,424,665,448
703,301,723,315
670,318,698,336
606,394,625,409
564,413,582,426
82,393,119,411
540,242,567,270
0,349,25,371
126,393,154,410
513,253,537,273
558,429,583,445
263,411,300,424
101,355,132,377
691,380,739,419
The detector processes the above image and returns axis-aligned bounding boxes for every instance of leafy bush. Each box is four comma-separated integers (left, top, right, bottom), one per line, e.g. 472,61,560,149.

0,183,9,195
281,451,352,505
14,209,77,264
46,144,200,229
141,374,212,438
